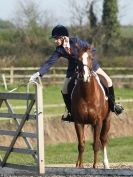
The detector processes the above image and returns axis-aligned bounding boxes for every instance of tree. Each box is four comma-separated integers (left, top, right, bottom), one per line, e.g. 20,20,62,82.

12,0,53,47
86,0,98,43
69,0,87,26
0,19,14,29
89,1,97,29
102,0,121,54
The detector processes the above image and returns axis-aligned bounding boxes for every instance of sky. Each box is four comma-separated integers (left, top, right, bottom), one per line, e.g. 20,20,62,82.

0,0,133,26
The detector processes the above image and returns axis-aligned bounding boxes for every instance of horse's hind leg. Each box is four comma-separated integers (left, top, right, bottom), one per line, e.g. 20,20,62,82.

75,123,85,168
100,118,110,169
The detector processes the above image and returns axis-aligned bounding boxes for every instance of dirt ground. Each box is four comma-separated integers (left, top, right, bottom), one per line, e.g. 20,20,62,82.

0,110,133,147
44,110,133,144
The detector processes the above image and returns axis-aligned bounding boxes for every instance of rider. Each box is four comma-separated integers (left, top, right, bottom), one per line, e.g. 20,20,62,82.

29,25,124,121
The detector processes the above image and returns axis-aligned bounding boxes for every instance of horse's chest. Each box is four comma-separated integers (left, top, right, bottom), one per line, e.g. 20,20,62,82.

81,103,94,116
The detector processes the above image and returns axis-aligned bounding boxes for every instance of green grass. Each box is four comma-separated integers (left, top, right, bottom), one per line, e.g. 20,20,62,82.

0,137,133,165
0,84,64,116
0,84,63,105
115,87,133,99
0,85,132,116
0,85,132,103
45,137,133,164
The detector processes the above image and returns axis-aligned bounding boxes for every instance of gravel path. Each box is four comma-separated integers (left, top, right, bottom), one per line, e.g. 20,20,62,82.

0,163,133,177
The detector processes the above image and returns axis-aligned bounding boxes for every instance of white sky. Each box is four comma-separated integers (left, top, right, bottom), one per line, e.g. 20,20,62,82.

0,0,132,26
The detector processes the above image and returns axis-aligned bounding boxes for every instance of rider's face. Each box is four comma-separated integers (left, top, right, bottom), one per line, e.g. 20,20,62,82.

54,37,64,46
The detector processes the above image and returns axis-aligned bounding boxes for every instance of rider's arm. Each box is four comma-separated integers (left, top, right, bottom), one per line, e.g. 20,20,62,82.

39,50,61,76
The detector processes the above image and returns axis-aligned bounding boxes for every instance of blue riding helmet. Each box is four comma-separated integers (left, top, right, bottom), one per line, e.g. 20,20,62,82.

51,25,69,38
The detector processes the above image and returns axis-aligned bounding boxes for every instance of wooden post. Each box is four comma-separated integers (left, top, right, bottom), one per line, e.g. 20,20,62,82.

2,74,8,90
35,80,45,175
52,68,56,84
10,66,14,84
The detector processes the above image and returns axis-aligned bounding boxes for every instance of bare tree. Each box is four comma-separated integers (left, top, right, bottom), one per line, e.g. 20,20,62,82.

11,0,56,46
12,0,55,29
68,0,89,26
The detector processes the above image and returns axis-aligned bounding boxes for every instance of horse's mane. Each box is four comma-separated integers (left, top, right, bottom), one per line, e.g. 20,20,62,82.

75,43,94,59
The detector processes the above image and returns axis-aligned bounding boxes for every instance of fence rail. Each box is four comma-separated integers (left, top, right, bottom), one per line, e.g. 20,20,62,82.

0,67,133,87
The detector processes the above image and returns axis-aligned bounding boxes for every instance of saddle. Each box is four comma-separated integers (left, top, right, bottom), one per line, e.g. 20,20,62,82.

68,74,109,98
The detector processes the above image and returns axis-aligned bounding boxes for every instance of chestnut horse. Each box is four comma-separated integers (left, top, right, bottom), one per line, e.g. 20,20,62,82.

71,47,110,169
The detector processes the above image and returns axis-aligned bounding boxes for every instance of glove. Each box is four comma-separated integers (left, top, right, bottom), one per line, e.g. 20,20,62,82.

29,72,40,82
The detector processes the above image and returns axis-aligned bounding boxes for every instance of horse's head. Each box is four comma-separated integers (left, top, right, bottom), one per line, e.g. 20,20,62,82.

77,46,94,82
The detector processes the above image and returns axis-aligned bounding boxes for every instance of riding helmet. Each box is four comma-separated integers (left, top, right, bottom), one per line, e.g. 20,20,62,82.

51,25,69,38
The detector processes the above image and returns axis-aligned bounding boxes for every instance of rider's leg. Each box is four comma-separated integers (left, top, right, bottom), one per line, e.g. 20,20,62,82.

96,68,124,115
61,77,73,121
61,91,71,113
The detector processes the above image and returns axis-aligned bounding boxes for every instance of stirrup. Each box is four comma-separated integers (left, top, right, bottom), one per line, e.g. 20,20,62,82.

114,103,124,115
61,112,73,122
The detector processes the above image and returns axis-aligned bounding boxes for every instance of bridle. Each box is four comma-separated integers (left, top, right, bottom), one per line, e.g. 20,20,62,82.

76,57,93,82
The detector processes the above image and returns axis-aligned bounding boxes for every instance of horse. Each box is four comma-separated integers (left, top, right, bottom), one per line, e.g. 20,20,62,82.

71,47,110,169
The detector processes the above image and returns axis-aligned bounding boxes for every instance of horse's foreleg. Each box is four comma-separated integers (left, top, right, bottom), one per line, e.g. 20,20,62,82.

93,121,102,168
100,119,110,169
75,123,85,168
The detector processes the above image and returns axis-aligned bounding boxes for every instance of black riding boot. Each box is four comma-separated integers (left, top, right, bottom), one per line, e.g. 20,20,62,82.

108,86,124,115
61,92,73,122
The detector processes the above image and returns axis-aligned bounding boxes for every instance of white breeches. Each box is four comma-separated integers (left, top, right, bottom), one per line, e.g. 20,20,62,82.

62,68,112,94
62,77,71,94
96,68,113,87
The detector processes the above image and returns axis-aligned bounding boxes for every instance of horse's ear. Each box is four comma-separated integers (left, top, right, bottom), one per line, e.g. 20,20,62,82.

86,45,95,59
87,44,94,52
90,44,94,51
75,43,81,52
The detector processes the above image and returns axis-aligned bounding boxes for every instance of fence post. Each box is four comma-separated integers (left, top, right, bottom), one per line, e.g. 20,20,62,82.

10,66,14,84
2,74,7,90
35,80,45,175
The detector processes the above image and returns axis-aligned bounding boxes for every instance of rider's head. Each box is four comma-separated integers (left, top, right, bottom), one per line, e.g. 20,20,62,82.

51,25,69,38
51,25,69,46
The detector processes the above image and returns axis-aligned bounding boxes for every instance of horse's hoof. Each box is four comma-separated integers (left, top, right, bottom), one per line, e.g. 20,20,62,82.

76,163,84,168
103,161,110,169
76,165,84,168
104,164,110,169
93,164,98,169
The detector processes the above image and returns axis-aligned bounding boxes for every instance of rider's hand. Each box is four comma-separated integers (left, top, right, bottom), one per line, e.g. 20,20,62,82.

29,72,40,82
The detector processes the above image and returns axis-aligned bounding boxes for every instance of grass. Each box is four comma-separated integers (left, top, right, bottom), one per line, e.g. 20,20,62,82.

0,84,133,103
0,137,133,165
45,137,133,164
0,85,132,116
0,84,63,105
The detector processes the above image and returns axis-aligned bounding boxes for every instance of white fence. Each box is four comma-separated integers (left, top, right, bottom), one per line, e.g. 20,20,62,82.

0,67,133,86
